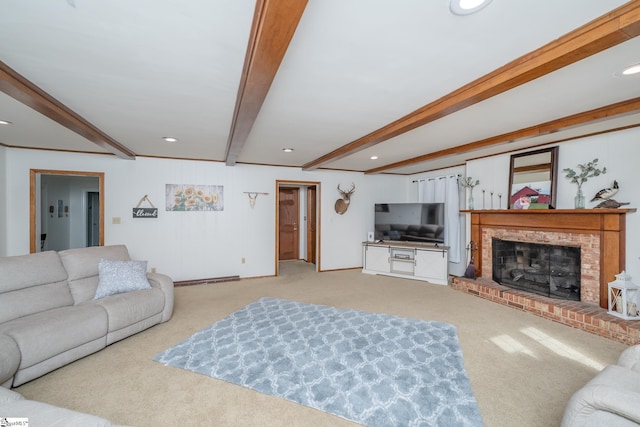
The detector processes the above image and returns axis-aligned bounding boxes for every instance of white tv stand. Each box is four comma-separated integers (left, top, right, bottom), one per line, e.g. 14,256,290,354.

362,241,449,285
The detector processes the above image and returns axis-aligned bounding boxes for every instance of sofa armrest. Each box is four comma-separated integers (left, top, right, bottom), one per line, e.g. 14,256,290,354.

0,384,24,403
146,272,174,323
618,345,640,373
0,334,20,388
562,365,640,427
563,384,640,426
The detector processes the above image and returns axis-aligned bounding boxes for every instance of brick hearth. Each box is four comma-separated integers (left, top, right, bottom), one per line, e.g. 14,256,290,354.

451,276,640,345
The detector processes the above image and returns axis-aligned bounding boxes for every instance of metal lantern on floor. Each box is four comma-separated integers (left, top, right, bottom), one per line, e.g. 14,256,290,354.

608,271,640,320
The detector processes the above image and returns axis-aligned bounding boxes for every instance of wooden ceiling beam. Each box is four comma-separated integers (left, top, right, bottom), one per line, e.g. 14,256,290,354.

303,1,640,171
364,97,640,174
224,0,308,166
0,60,136,160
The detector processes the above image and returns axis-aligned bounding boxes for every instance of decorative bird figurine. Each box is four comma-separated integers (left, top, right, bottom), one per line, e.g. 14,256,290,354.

594,199,629,209
590,180,619,202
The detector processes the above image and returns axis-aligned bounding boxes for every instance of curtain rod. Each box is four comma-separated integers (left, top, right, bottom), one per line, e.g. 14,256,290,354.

411,173,462,183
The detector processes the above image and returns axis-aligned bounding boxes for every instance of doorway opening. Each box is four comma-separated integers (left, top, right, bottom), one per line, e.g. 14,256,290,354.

275,180,320,276
30,169,104,253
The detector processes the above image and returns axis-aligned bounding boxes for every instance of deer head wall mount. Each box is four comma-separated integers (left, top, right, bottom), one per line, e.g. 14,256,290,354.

335,182,355,215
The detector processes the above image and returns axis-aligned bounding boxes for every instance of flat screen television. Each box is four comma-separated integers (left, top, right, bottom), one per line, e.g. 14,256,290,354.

374,203,445,244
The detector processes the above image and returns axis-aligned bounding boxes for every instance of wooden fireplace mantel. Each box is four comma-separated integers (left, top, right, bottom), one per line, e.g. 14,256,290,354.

461,208,636,308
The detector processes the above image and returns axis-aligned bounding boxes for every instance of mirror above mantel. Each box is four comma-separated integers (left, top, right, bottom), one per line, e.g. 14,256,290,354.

508,146,559,210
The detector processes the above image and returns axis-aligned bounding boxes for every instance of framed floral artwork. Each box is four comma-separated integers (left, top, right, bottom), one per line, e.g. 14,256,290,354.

165,184,223,211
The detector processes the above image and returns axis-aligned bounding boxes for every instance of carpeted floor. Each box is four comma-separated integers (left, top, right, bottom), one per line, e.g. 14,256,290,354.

15,261,629,426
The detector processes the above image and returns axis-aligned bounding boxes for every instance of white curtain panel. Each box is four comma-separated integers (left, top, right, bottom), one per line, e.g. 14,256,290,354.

418,175,461,263
418,179,436,203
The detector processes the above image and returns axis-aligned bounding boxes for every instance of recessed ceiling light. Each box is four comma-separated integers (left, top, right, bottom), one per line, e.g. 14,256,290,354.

370,156,379,160
622,63,640,76
282,148,294,153
163,137,178,143
450,0,493,15
0,120,11,125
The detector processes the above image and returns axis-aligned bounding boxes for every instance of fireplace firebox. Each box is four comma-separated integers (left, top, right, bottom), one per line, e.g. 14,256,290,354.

492,238,581,301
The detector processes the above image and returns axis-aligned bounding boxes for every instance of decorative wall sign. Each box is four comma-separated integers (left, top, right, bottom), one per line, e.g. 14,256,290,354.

166,184,223,211
133,195,158,218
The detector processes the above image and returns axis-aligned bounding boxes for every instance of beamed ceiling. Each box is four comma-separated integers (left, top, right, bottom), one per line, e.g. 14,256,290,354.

1,0,639,175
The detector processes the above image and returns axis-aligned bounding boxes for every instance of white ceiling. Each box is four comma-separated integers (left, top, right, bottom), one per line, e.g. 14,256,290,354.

1,0,639,175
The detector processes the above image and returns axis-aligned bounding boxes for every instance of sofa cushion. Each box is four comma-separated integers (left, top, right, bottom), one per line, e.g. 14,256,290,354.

59,245,131,304
94,259,151,300
94,288,165,332
0,304,107,369
0,251,73,323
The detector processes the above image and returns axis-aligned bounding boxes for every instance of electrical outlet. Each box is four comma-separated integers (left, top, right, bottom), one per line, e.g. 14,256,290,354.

151,267,157,273
241,257,246,264
112,217,121,224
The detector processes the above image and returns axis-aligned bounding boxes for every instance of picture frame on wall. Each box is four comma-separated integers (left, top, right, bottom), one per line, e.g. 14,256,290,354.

508,147,558,210
165,184,224,211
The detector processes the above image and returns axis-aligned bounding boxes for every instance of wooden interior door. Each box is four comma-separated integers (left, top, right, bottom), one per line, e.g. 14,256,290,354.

279,187,299,260
306,186,316,263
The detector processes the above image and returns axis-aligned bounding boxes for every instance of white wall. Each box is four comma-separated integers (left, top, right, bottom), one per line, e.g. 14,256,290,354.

464,126,640,281
3,149,406,280
0,146,6,253
7,128,634,283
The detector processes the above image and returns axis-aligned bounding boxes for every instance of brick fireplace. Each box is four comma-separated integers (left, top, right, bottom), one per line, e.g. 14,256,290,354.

465,209,634,308
451,208,639,345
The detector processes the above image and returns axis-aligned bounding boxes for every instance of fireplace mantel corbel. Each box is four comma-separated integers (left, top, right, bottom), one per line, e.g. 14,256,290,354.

460,208,636,308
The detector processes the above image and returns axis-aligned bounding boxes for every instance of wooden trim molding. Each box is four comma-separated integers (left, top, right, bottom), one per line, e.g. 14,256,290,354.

174,276,240,286
303,1,640,171
0,61,135,160
463,208,636,309
225,0,308,166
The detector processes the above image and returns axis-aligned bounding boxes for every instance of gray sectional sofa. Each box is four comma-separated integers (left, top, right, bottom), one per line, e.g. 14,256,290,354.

0,244,174,388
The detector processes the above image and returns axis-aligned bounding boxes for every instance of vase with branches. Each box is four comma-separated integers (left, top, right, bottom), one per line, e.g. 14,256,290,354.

563,158,606,209
460,176,480,210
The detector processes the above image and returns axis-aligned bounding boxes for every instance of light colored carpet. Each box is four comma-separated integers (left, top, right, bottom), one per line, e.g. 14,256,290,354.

15,261,629,427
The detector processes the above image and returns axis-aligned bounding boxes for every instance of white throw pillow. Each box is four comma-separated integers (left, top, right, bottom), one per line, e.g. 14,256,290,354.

94,259,151,300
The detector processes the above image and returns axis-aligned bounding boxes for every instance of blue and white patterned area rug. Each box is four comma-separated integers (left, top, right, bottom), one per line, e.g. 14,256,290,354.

154,297,483,427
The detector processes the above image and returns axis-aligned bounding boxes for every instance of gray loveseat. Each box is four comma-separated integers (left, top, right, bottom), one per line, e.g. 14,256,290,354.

562,344,640,426
0,244,173,388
